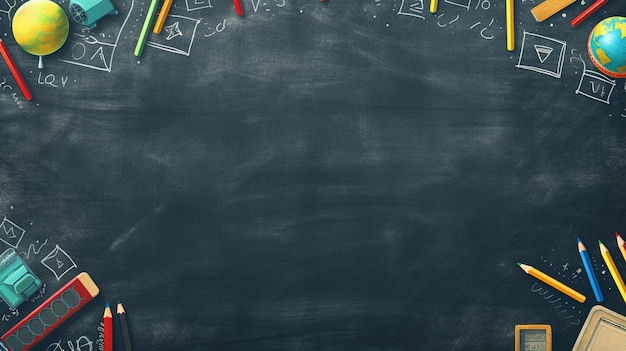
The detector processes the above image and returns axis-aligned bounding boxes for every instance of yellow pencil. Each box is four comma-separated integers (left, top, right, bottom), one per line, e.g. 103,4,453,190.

616,232,626,262
430,0,439,13
153,0,174,34
506,0,514,51
599,240,626,303
517,262,586,303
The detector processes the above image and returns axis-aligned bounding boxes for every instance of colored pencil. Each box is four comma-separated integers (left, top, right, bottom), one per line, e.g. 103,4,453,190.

0,39,32,101
430,0,439,13
599,240,626,303
134,0,161,56
153,0,174,34
117,301,133,351
506,0,514,51
615,232,626,263
570,0,608,26
517,262,586,303
530,0,576,22
103,303,112,351
233,0,244,16
577,238,604,302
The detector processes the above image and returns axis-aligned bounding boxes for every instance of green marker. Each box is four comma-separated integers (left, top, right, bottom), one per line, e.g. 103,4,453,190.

134,0,161,57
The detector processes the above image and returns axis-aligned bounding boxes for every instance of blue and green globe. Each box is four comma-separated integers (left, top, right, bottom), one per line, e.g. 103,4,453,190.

588,16,626,78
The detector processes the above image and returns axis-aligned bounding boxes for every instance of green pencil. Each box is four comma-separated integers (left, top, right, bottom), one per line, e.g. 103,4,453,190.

134,0,161,57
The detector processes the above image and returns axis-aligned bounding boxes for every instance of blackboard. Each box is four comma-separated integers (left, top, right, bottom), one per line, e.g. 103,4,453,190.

0,0,625,350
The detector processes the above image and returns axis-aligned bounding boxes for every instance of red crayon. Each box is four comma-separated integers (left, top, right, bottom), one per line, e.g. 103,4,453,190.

233,0,244,15
1,272,99,351
570,0,608,26
0,39,32,101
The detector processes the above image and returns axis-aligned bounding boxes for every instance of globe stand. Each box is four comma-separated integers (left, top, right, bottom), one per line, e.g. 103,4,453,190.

38,56,43,69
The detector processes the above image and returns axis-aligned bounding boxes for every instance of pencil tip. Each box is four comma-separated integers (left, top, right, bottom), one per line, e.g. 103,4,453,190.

516,262,522,266
617,232,621,238
599,240,603,245
577,237,581,243
105,302,110,308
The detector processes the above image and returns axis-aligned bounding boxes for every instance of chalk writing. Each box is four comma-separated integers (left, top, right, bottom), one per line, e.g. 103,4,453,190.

251,0,286,13
1,308,18,322
0,217,25,249
25,239,49,259
46,336,93,351
0,78,25,109
516,32,566,78
203,18,227,38
530,283,581,328
37,72,69,88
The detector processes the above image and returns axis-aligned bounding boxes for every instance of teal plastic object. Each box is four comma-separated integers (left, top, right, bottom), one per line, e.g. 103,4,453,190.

68,0,118,29
0,248,42,310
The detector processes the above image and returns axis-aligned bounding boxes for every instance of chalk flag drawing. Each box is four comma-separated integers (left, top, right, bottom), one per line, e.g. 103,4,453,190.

576,68,615,104
0,218,25,249
398,0,425,19
58,0,135,72
516,32,566,79
146,15,200,56
41,245,77,281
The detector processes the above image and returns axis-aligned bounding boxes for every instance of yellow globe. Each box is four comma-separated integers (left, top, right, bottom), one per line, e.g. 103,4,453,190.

12,0,69,56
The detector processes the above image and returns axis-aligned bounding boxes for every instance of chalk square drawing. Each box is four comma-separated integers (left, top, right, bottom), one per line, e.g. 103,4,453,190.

146,15,200,56
58,0,135,72
185,0,211,11
0,218,25,249
41,245,77,281
58,34,117,72
445,0,472,10
516,32,566,78
398,0,425,19
575,69,615,104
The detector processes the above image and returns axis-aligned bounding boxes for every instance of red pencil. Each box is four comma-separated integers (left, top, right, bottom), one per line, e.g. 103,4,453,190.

104,303,112,351
0,39,32,101
233,0,244,15
570,0,608,26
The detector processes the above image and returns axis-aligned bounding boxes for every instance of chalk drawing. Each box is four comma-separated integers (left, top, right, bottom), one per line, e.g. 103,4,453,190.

146,15,201,56
0,217,25,249
516,32,566,78
0,0,15,20
185,0,211,11
41,245,77,281
58,0,135,72
397,0,425,19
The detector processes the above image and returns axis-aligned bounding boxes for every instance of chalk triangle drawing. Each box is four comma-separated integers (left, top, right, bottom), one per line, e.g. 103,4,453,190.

534,45,553,63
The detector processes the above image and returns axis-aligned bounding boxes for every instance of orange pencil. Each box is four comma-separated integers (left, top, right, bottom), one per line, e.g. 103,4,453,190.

518,262,586,303
153,0,173,34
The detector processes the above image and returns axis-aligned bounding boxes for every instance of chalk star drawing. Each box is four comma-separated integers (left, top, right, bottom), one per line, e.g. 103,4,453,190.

0,218,25,249
165,22,183,40
147,15,200,56
41,245,77,281
516,32,566,79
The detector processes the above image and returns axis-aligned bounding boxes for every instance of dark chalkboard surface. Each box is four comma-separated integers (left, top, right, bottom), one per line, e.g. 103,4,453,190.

0,0,625,350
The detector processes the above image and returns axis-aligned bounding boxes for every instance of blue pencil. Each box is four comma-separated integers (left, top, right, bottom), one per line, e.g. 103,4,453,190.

578,238,604,302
